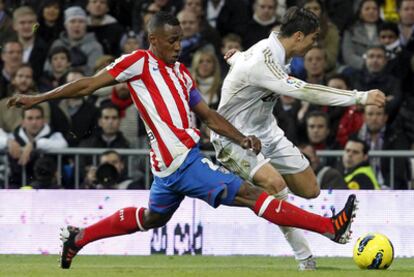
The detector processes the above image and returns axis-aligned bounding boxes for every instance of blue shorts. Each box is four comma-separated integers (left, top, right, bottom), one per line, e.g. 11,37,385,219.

149,147,243,214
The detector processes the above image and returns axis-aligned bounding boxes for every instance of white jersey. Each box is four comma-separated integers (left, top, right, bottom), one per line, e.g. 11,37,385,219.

211,32,369,146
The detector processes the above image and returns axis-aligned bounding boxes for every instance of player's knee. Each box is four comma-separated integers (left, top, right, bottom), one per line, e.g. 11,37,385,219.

302,182,320,199
238,181,262,201
261,175,286,195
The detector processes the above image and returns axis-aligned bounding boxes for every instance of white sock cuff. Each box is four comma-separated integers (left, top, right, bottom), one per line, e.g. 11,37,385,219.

274,187,289,201
135,208,147,231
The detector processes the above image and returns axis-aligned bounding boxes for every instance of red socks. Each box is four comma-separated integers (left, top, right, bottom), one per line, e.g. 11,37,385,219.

75,207,146,248
254,192,334,235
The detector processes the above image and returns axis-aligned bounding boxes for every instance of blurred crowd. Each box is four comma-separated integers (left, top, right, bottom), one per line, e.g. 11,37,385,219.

0,0,413,190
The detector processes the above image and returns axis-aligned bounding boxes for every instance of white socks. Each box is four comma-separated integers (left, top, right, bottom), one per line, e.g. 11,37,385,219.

274,187,313,260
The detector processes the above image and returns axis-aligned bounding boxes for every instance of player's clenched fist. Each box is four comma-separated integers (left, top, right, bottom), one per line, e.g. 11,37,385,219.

365,89,386,107
6,94,38,109
241,135,261,154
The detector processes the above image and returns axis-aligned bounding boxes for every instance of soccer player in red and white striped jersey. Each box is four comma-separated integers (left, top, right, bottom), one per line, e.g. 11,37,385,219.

7,11,357,270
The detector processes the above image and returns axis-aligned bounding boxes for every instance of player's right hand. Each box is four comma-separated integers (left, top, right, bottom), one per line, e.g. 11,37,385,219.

241,135,261,154
365,89,386,107
6,94,38,109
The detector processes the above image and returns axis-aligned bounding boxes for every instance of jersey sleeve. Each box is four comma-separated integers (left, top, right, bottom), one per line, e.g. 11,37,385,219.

106,50,145,82
179,64,196,92
249,53,368,106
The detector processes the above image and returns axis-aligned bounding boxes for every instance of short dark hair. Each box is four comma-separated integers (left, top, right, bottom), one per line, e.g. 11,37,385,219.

279,7,319,37
48,46,71,62
365,44,387,55
326,73,352,89
1,39,22,54
99,102,120,118
22,105,44,118
147,11,180,34
347,135,370,154
34,156,57,181
306,110,330,127
378,21,399,36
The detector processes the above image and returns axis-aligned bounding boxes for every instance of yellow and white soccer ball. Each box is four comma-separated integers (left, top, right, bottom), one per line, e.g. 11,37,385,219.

353,233,394,269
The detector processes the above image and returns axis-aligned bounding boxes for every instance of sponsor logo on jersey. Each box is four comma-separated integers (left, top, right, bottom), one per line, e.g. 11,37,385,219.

285,76,304,88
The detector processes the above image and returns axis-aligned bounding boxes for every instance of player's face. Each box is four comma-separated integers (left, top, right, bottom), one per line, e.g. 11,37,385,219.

297,30,319,56
342,141,367,169
152,24,183,64
306,116,329,144
363,105,387,133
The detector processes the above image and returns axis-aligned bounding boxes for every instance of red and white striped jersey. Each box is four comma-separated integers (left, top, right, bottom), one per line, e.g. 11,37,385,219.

106,50,201,177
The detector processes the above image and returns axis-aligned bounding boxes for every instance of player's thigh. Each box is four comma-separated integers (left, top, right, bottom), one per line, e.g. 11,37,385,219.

149,177,185,214
215,141,270,182
263,136,309,176
252,162,287,194
282,166,320,199
177,155,243,208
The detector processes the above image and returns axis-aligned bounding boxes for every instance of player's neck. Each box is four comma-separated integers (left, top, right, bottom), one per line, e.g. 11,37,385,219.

277,36,294,61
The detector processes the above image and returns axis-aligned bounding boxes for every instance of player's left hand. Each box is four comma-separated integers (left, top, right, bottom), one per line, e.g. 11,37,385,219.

224,48,239,61
241,135,261,154
365,89,386,107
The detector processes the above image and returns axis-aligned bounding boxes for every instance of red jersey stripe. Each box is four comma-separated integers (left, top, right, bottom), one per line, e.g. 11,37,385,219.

107,50,145,78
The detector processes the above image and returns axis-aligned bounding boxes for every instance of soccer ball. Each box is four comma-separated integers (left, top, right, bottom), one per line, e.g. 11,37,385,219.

353,233,394,269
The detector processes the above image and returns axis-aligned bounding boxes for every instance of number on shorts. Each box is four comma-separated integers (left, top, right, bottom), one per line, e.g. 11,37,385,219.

201,158,219,171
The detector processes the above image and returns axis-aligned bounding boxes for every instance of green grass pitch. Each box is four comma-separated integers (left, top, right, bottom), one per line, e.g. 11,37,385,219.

1,255,414,277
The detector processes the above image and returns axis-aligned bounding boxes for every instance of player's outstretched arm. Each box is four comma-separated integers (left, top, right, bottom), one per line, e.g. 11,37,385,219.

192,100,261,154
7,70,117,109
249,56,386,107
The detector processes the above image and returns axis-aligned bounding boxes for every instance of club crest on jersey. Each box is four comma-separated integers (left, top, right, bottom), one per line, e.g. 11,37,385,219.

285,76,304,88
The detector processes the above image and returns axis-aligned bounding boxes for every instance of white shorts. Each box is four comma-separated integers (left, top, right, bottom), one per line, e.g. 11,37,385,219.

213,136,309,181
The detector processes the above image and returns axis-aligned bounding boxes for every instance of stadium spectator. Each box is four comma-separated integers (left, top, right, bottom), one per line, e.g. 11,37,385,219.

82,150,145,190
243,0,279,49
352,45,402,124
191,49,221,109
305,110,333,151
299,143,347,189
0,0,15,47
55,69,98,147
182,0,221,52
342,0,381,70
340,136,380,190
88,55,115,107
35,0,64,45
46,6,103,75
300,0,339,72
119,30,142,54
38,46,71,92
204,0,249,37
397,0,414,52
28,156,61,189
303,46,327,84
12,6,49,81
0,40,23,99
219,33,242,79
354,105,411,189
0,64,51,133
86,0,124,55
79,102,129,149
324,0,354,34
331,74,364,148
177,9,215,67
7,105,68,188
378,22,414,96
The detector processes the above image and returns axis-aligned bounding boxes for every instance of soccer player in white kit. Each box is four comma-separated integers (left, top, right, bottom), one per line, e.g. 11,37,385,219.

211,7,385,270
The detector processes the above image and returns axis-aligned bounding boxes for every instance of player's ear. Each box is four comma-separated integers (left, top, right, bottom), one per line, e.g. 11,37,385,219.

148,33,157,45
294,31,304,42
